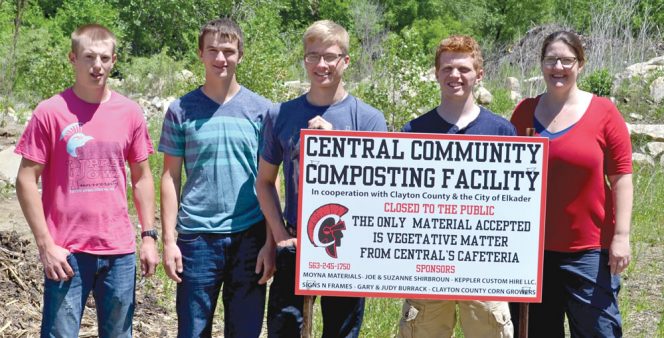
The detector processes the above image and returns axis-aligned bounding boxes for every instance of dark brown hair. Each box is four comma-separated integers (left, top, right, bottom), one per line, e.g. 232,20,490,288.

198,18,243,53
540,31,585,66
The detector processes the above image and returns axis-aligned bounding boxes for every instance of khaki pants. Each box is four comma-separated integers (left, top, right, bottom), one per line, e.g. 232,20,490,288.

398,299,513,338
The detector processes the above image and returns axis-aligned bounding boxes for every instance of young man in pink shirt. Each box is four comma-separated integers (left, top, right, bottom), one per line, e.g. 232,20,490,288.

15,24,159,337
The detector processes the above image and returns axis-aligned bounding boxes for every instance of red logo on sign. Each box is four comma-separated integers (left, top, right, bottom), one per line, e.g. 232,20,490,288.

307,204,349,258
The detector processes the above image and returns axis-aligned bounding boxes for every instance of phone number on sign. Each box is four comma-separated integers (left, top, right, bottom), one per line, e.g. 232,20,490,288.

308,262,351,270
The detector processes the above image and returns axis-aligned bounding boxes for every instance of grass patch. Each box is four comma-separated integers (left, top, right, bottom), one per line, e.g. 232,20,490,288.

485,87,517,118
147,118,166,206
619,163,664,337
630,164,664,245
310,297,402,336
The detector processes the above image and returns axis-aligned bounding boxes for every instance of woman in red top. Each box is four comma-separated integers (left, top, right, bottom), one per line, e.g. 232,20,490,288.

510,31,633,337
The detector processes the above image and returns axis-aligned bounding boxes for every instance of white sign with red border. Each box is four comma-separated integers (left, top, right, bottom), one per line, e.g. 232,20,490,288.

295,130,548,302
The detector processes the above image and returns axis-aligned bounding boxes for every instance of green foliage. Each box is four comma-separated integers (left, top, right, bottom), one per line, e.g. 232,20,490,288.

480,0,554,44
633,0,664,33
117,48,200,98
0,2,14,33
147,119,165,206
655,103,664,124
126,115,173,214
631,163,664,245
235,0,293,101
317,0,353,30
0,3,57,102
36,0,64,18
555,0,605,31
8,7,73,105
52,0,124,43
277,0,315,30
115,0,228,57
615,70,664,123
0,3,17,95
313,297,402,336
382,0,419,31
579,68,613,97
400,16,469,66
354,33,438,131
485,87,516,117
14,36,72,104
274,0,353,35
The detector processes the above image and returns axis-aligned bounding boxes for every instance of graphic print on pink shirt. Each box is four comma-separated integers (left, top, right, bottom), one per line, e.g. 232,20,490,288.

58,122,125,194
67,142,124,193
59,122,93,158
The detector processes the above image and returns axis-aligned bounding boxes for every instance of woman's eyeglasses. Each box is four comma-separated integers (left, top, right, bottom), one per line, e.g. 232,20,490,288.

542,56,577,68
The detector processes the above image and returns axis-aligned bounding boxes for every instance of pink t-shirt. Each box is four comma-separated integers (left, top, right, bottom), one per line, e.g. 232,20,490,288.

15,88,154,255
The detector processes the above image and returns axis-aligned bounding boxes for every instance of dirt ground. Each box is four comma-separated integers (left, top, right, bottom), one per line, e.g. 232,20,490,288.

0,196,179,337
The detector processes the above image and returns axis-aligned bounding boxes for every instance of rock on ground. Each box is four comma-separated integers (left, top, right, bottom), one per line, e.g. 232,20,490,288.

0,146,21,185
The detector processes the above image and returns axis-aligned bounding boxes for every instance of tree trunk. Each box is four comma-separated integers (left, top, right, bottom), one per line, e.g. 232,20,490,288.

4,0,28,95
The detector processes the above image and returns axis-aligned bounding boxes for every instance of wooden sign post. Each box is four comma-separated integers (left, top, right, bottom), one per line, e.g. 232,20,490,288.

518,127,536,338
302,296,314,338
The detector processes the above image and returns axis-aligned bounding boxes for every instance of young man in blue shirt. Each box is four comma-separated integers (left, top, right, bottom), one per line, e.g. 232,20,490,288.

398,35,515,338
256,20,387,338
159,18,274,337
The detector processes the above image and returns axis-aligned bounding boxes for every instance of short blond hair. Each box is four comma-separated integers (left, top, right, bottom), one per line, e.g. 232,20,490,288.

435,35,483,72
303,20,349,54
71,24,116,55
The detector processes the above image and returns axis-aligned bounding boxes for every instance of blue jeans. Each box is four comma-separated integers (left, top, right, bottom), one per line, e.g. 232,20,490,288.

176,220,267,338
267,245,365,338
512,249,622,338
41,252,136,338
